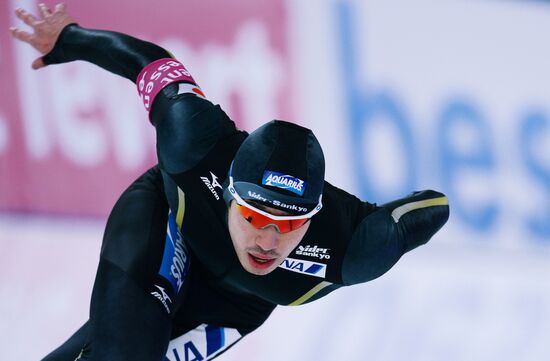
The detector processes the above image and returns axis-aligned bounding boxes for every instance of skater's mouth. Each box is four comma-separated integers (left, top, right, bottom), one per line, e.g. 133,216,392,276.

248,253,277,269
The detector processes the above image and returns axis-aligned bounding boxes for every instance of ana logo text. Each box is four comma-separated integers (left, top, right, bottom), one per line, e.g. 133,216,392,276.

165,324,241,361
278,257,327,278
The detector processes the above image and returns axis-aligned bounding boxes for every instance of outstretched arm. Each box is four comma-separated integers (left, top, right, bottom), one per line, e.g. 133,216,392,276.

341,190,449,285
10,3,171,81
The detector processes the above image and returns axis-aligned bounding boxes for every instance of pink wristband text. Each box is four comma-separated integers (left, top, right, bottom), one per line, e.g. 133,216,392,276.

136,58,197,114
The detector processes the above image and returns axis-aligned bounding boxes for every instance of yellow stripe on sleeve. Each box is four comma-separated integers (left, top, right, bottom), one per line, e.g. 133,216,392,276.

175,187,186,228
391,196,448,223
288,281,333,306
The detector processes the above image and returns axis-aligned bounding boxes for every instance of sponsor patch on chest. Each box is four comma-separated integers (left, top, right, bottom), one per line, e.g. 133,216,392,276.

295,245,331,260
278,257,327,278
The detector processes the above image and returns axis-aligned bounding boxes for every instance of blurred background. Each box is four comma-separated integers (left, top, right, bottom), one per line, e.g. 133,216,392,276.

1,0,549,360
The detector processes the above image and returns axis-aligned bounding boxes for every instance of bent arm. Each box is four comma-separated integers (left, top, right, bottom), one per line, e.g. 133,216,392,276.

43,24,171,82
11,5,205,123
45,25,238,199
11,4,243,215
42,24,228,162
10,5,169,78
341,190,449,285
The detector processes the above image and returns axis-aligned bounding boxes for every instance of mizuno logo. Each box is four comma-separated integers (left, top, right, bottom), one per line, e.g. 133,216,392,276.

295,245,331,260
278,257,327,278
151,285,172,314
201,171,222,200
262,171,307,196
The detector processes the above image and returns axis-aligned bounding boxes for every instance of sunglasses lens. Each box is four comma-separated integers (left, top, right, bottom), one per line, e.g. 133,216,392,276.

235,204,308,233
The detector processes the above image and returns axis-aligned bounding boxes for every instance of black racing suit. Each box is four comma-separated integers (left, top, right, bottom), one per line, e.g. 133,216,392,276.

40,25,450,361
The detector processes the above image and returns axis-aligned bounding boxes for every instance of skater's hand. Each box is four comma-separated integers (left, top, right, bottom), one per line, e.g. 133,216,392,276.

9,3,76,69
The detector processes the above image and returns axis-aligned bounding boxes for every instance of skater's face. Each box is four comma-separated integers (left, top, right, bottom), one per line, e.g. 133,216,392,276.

227,200,310,275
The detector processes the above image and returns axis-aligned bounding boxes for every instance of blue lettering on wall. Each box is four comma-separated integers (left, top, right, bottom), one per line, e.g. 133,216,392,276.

334,0,550,244
520,111,550,239
437,100,498,231
336,1,416,203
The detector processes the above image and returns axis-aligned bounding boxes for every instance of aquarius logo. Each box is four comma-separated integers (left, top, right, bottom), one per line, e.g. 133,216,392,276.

262,171,307,196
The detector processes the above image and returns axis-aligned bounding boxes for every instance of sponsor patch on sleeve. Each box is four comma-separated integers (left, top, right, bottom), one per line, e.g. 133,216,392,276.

177,82,206,99
136,58,198,113
158,211,191,294
165,324,242,361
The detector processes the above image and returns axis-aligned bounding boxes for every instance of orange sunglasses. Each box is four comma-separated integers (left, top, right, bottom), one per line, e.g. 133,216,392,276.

235,203,310,233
